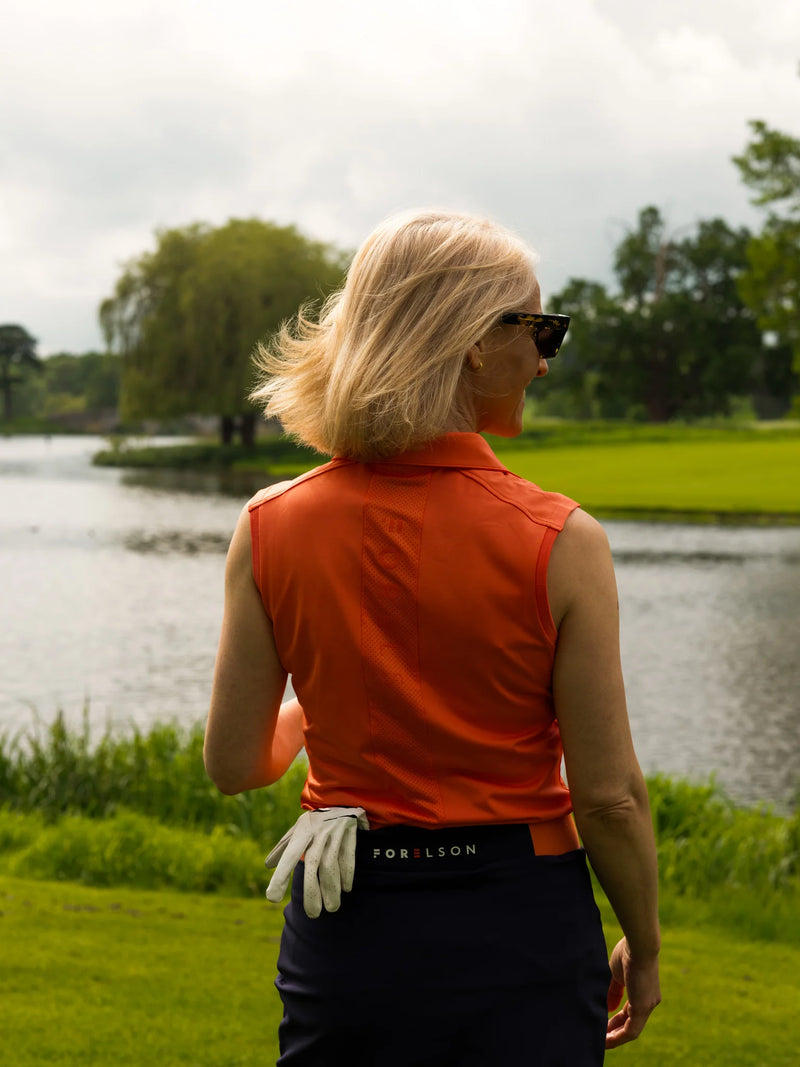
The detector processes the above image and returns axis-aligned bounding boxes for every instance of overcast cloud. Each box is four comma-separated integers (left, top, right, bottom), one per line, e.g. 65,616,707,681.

2,0,798,353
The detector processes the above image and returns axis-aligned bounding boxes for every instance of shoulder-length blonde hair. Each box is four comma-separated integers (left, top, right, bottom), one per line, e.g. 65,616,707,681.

250,209,537,459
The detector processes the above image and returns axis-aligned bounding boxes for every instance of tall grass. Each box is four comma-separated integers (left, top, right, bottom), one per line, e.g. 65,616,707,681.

648,774,799,893
0,709,306,842
642,775,800,942
1,714,798,937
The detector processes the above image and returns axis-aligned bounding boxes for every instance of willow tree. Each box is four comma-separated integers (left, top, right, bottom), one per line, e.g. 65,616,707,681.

100,219,348,443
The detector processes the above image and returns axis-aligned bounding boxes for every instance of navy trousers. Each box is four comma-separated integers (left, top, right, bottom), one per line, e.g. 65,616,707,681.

275,824,610,1066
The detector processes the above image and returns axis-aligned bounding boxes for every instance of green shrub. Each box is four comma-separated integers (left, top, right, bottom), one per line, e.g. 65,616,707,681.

4,809,266,894
0,808,43,853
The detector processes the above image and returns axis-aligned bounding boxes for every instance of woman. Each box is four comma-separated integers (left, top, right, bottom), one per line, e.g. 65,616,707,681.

204,209,661,1065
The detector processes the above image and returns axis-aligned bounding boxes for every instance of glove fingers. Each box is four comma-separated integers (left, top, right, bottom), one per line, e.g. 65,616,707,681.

264,828,293,870
338,818,360,894
265,815,314,903
265,866,291,904
317,819,350,913
265,843,305,903
302,831,328,918
265,808,368,916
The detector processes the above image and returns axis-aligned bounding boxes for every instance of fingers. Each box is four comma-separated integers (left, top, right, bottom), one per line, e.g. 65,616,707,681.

605,1004,648,1049
607,978,625,1013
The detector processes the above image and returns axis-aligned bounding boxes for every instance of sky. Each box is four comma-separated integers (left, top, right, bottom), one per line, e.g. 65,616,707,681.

2,0,798,355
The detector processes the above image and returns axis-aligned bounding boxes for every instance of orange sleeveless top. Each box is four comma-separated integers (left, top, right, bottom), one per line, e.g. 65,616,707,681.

249,433,579,831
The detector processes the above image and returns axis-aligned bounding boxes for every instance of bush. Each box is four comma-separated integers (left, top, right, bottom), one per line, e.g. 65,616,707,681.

3,809,266,894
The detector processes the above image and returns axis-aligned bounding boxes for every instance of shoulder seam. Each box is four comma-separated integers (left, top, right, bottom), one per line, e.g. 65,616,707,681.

247,458,356,510
459,468,577,531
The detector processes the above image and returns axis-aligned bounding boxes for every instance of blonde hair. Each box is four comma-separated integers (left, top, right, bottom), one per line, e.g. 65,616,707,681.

250,209,537,459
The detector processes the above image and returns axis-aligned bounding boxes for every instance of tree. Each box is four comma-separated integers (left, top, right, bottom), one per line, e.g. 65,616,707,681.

40,352,122,417
733,117,800,408
542,279,623,418
546,208,770,421
0,324,41,422
100,219,348,443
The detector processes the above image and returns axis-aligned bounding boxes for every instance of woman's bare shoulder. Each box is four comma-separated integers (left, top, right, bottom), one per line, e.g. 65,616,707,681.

548,509,615,628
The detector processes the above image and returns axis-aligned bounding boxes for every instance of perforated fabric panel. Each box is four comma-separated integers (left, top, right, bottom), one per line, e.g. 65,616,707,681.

360,469,443,819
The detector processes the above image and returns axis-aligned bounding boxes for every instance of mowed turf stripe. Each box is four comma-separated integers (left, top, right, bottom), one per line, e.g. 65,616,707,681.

501,437,800,515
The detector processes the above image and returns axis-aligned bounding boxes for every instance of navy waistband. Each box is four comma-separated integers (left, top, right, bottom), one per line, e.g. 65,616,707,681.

356,823,541,870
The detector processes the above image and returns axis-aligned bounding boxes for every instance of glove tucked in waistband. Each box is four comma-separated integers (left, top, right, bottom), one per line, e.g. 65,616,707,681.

265,807,370,918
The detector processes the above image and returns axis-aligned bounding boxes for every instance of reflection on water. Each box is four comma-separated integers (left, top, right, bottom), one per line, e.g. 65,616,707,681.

1,435,798,809
122,466,269,498
123,530,231,555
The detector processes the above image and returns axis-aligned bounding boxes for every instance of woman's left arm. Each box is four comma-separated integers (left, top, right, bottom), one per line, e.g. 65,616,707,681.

204,503,302,794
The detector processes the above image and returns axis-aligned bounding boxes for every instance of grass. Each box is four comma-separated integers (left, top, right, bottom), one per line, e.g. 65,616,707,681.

498,436,800,520
91,421,800,521
0,875,285,1066
0,809,268,894
0,710,307,842
1,716,798,944
1,874,799,1066
0,716,798,1063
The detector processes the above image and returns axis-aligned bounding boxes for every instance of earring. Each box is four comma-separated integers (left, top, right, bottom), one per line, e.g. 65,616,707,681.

475,360,483,371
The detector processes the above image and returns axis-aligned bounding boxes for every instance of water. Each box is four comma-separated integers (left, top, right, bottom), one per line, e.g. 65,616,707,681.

2,435,798,809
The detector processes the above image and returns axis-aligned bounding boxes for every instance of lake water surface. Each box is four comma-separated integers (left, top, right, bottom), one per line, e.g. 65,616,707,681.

1,435,798,809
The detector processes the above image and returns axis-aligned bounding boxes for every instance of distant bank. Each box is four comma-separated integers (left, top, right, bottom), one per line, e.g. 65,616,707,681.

92,421,800,524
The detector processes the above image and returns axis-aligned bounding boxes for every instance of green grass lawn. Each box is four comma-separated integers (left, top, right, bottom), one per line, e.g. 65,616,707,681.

498,436,800,519
1,876,285,1066
3,875,799,1066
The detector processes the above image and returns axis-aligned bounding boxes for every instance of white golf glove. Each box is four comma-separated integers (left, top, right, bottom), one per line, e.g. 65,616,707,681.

265,807,370,918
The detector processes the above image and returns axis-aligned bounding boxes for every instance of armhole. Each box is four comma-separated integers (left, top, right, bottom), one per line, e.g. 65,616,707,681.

534,526,559,645
248,506,261,592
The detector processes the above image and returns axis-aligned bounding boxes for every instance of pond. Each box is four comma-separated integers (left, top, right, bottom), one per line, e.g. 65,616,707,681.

1,434,798,809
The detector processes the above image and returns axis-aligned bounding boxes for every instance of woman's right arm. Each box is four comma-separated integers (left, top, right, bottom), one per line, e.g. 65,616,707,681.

547,508,661,1049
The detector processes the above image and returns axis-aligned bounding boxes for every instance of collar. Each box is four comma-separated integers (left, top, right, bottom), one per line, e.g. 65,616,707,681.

370,433,507,471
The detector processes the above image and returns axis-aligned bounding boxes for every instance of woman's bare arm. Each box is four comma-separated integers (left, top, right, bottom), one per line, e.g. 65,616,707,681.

204,504,303,794
548,508,661,1047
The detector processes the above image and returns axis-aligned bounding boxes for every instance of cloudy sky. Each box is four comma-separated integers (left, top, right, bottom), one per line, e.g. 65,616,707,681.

2,0,798,354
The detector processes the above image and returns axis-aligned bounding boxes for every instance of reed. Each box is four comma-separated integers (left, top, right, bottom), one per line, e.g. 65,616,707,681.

0,709,306,843
1,714,798,936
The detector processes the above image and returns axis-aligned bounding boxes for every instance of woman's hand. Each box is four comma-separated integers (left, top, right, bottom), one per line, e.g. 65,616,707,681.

605,937,661,1049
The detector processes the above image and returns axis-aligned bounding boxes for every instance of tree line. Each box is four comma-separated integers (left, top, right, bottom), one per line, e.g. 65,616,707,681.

2,110,798,438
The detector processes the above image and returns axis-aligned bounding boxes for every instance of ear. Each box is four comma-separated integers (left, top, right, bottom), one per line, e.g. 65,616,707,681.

465,342,484,371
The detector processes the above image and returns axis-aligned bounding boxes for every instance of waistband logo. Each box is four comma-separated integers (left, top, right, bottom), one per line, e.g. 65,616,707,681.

372,844,477,860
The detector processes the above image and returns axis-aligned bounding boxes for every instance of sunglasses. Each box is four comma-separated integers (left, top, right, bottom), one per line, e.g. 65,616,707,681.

499,312,570,359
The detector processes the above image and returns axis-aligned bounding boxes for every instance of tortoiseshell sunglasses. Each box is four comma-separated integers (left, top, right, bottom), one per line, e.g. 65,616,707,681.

499,312,571,359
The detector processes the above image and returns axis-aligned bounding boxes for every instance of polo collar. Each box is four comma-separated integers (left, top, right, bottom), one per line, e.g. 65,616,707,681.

371,433,507,471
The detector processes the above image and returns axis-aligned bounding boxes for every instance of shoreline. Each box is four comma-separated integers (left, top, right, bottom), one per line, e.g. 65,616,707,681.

87,429,800,526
